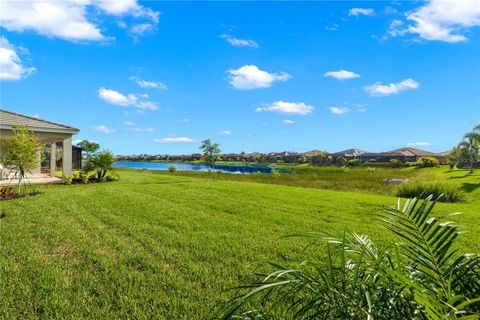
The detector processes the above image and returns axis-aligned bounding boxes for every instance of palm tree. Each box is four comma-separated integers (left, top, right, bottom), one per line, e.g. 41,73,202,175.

216,196,480,319
460,124,480,173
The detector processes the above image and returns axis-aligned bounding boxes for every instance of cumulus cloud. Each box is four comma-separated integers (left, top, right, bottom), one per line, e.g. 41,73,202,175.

98,87,159,110
177,118,191,124
256,101,314,115
124,120,135,126
220,130,232,136
364,79,419,97
404,0,480,43
94,125,116,134
0,0,159,42
282,119,296,125
324,69,360,80
407,142,431,147
329,107,351,115
129,76,167,90
154,137,197,143
0,37,36,80
349,8,374,16
227,65,291,90
220,34,258,47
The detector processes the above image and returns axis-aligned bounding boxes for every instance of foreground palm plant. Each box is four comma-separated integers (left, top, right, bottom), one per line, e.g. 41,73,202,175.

215,196,480,319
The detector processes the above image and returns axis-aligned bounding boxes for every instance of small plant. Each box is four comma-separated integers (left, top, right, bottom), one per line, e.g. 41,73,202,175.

168,165,177,173
417,156,440,168
80,171,90,184
63,174,73,185
389,158,403,168
365,167,376,172
271,168,280,176
0,186,13,199
396,182,465,203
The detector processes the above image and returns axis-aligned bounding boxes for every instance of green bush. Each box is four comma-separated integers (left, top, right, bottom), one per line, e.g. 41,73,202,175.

63,174,73,185
396,182,465,203
216,196,480,319
168,165,177,173
389,159,403,168
347,159,362,167
417,156,440,168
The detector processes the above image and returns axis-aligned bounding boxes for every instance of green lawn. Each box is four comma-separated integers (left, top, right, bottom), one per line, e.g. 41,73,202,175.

1,168,478,319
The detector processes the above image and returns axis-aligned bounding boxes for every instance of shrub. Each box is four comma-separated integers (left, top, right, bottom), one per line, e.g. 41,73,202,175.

84,149,115,181
0,186,13,199
365,167,376,172
80,171,91,184
396,182,465,203
63,174,73,185
417,156,440,168
336,156,347,166
347,159,361,167
168,165,177,173
389,158,403,168
216,196,480,319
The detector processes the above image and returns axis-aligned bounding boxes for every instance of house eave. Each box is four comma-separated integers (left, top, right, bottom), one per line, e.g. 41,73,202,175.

0,124,80,135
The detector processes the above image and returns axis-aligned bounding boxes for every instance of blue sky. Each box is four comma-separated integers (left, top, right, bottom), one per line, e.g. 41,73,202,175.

1,0,479,155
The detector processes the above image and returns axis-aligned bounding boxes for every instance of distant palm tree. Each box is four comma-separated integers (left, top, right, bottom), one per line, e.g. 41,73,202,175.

460,124,480,173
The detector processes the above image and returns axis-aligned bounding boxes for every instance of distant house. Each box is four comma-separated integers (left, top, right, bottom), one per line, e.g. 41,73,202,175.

332,148,367,159
358,147,444,163
0,109,80,177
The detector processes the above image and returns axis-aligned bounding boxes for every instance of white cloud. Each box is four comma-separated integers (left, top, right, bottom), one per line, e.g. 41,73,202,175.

407,142,431,147
404,0,480,43
349,8,374,16
94,125,116,134
129,76,167,90
177,118,191,124
324,69,360,80
220,34,258,48
365,79,419,97
124,120,135,126
220,130,232,136
0,0,158,42
329,107,351,115
256,101,314,116
98,87,159,110
227,65,291,90
128,127,154,132
154,137,197,143
0,37,36,81
282,119,296,125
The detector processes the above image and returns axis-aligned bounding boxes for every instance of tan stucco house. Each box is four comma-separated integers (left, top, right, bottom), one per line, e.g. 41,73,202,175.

0,109,80,177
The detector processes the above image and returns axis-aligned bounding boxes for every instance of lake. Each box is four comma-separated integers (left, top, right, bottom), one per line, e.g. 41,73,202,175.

114,161,279,174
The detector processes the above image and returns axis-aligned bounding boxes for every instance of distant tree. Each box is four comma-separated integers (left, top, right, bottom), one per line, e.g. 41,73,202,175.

445,146,462,169
200,139,221,165
0,125,42,193
77,140,100,159
459,124,480,173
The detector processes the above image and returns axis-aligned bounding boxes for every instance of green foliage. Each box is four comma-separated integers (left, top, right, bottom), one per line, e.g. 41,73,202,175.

216,196,480,319
396,182,465,203
347,159,362,166
389,158,403,168
85,149,115,181
63,174,73,185
168,165,177,173
0,125,42,193
200,139,221,165
80,171,91,184
76,140,100,158
417,156,440,168
335,156,347,166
